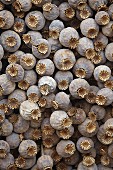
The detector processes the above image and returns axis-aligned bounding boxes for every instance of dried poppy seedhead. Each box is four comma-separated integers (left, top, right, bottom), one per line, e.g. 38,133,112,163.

32,129,42,140
80,140,91,151
6,37,17,47
99,70,110,82
18,80,30,90
85,92,96,104
77,1,86,10
9,114,18,124
100,15,110,25
67,107,77,117
80,9,90,19
59,128,71,139
38,98,47,107
36,63,46,75
28,93,39,103
87,28,98,39
8,55,17,64
51,100,59,110
0,104,8,113
13,1,22,12
101,134,113,145
88,112,97,122
7,65,18,77
14,22,24,33
101,155,110,166
61,58,73,70
27,15,38,28
0,114,4,124
0,149,6,158
49,29,60,39
51,151,62,163
56,162,67,170
85,48,96,59
106,126,113,137
68,38,79,49
64,143,76,155
83,156,95,166
43,137,54,148
96,95,106,105
31,109,41,120
104,80,113,90
98,4,108,11
14,11,25,18
0,17,5,28
22,34,31,44
8,98,19,109
0,2,4,11
94,41,105,51
0,86,4,96
58,80,69,90
15,156,26,168
61,117,72,129
31,0,42,5
75,68,86,78
43,3,53,12
37,43,48,54
40,84,50,96
7,164,17,170
77,87,89,98
42,125,54,136
86,121,96,133
65,8,75,19
91,53,102,64
27,146,37,156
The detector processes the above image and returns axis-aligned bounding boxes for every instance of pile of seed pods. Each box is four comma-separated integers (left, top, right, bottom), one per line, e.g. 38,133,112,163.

1,0,113,169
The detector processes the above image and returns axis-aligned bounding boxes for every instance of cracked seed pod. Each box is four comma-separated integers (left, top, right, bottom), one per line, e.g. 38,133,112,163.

59,2,75,21
56,125,74,139
90,105,106,120
36,59,55,76
88,0,108,11
95,11,110,26
41,118,55,136
68,0,87,10
20,100,41,121
24,127,41,141
0,10,14,29
6,64,24,82
39,93,55,108
0,74,16,96
27,85,41,103
22,31,42,48
0,153,14,170
50,110,72,130
98,164,112,170
0,30,21,52
32,39,51,59
8,89,26,109
69,78,90,99
91,51,106,65
85,86,99,104
96,88,113,106
13,0,32,12
54,71,73,90
73,58,94,79
32,0,52,7
56,161,72,170
6,132,21,149
49,20,64,39
59,27,79,49
43,3,59,20
8,50,25,64
76,137,94,154
78,118,99,137
19,140,37,158
104,118,113,137
0,140,10,158
105,43,113,62
54,49,76,71
80,18,99,38
102,21,113,37
94,65,111,82
64,151,79,166
38,76,56,96
25,11,45,31
76,37,95,59
37,155,53,170
1,119,13,136
13,115,29,133
94,32,108,52
13,18,26,35
48,38,62,53
108,4,113,20
56,140,76,158
20,53,36,70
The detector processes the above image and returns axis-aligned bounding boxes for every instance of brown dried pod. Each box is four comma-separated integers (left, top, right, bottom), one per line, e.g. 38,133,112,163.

85,86,99,104
41,118,55,136
56,125,74,139
42,133,59,148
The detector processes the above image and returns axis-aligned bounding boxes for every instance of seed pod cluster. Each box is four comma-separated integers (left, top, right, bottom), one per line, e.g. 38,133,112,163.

0,0,113,169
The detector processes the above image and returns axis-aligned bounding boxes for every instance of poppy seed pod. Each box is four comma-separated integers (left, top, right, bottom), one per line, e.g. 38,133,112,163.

102,21,113,37
8,50,25,64
0,44,4,60
13,0,32,12
90,105,106,120
59,2,75,21
95,11,110,26
0,0,14,5
0,30,21,52
77,161,97,170
0,153,14,170
27,85,41,103
32,39,51,59
6,132,21,149
37,155,53,170
13,18,26,35
0,10,14,29
20,100,41,120
59,27,79,49
85,85,99,104
19,140,37,158
56,140,76,158
76,37,95,59
0,140,10,158
56,161,72,170
54,49,76,71
98,164,112,170
25,11,45,31
64,151,80,166
24,127,42,141
56,125,74,139
96,88,113,106
80,18,99,38
88,0,108,11
50,110,72,130
1,119,13,136
48,38,62,53
0,110,5,124
76,5,93,20
32,0,52,7
105,43,113,62
108,144,113,158
104,118,113,137
41,118,55,136
39,93,55,108
69,78,90,99
108,4,113,20
68,0,87,10
38,76,57,96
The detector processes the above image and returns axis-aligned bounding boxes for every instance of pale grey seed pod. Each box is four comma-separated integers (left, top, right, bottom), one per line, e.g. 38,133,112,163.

19,140,37,158
20,100,41,121
0,74,16,96
36,59,55,76
0,140,10,158
27,85,41,103
18,70,37,90
54,71,73,90
108,144,113,158
38,76,57,96
108,4,113,20
32,0,52,7
91,51,106,65
76,137,94,154
32,39,51,59
49,20,64,39
24,127,41,141
0,10,14,29
78,118,99,137
0,30,21,52
31,164,39,170
50,110,72,130
105,43,113,62
43,3,59,20
12,0,32,12
96,88,113,106
56,125,74,139
93,32,108,52
1,119,13,136
90,105,106,120
8,50,25,64
80,18,99,38
6,132,21,149
0,0,14,5
54,49,76,71
95,11,110,26
94,65,111,82
13,18,26,35
0,44,4,60
25,11,45,31
20,53,36,70
98,164,112,170
76,37,95,59
77,162,98,170
68,0,87,10
16,156,36,169
8,89,26,109
48,38,62,53
22,31,42,48
39,93,55,108
13,115,29,134
41,118,55,136
102,21,113,37
56,140,76,158
37,155,53,170
69,78,90,99
104,118,113,137
85,85,99,104
73,58,94,79
59,2,75,21
0,153,14,170
88,0,108,11
64,151,80,166
59,27,79,49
